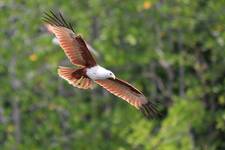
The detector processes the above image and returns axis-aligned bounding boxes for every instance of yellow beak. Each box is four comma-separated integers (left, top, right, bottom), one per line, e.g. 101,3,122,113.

112,74,116,79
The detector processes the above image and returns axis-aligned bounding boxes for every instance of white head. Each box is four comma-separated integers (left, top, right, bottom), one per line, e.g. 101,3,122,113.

105,70,116,79
86,65,116,80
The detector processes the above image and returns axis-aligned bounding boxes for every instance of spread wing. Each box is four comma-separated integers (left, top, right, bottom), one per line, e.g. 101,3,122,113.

42,10,96,67
95,78,158,118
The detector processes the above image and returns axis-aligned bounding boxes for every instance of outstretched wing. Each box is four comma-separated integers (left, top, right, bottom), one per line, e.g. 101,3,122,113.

43,10,97,67
95,78,158,118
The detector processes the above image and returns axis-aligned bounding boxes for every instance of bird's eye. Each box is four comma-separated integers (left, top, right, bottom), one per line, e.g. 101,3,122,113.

109,73,112,76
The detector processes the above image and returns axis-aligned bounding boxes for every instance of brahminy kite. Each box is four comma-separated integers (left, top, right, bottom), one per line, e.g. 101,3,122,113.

42,10,158,118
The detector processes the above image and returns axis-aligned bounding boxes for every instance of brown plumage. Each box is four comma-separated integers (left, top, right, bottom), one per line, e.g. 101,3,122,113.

43,11,96,67
95,78,158,117
43,10,159,119
58,66,94,89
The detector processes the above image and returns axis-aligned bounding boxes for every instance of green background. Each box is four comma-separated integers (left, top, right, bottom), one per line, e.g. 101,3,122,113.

0,0,225,149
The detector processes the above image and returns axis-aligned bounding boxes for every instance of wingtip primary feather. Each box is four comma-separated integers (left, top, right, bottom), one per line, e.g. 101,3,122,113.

139,101,159,119
42,10,75,32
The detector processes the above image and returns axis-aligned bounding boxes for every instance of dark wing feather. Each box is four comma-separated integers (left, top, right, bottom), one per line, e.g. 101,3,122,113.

43,10,75,32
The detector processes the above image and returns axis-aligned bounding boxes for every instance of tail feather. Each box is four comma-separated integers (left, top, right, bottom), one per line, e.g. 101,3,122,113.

58,66,94,89
58,67,75,81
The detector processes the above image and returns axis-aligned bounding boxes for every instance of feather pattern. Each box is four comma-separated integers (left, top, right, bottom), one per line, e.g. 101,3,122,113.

58,66,94,89
95,78,158,118
42,10,97,67
42,10,75,32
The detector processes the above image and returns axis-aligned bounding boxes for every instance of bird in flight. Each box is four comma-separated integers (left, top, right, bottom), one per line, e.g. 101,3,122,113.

42,10,158,118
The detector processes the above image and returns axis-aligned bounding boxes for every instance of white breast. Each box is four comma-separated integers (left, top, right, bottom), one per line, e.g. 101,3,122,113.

86,65,109,80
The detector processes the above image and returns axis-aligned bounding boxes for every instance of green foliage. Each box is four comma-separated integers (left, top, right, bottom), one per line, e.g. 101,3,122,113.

0,0,225,149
